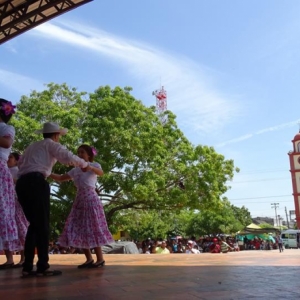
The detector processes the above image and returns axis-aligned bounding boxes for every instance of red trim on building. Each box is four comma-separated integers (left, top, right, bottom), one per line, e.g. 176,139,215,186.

288,138,300,229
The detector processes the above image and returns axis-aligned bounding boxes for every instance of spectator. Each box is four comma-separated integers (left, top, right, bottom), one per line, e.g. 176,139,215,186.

277,236,284,253
253,238,260,250
219,239,233,253
155,241,170,254
171,239,178,253
141,244,150,254
233,240,240,252
176,243,184,253
209,238,221,253
186,241,200,254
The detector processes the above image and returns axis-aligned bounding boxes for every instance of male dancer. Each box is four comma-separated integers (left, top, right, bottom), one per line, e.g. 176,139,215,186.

16,122,89,277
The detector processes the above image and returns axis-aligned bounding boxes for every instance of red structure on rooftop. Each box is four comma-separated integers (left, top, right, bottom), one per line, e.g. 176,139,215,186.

153,86,167,124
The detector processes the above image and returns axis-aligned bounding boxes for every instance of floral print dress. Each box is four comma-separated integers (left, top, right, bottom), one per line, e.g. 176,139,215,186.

9,166,29,247
59,162,114,248
0,123,21,251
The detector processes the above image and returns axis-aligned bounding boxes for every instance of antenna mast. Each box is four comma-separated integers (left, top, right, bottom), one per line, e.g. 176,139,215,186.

152,86,167,124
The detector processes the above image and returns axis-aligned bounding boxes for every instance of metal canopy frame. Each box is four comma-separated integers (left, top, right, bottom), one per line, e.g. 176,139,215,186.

0,0,93,45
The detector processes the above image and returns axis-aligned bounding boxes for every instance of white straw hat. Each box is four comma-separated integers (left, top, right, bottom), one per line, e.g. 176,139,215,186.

35,122,68,135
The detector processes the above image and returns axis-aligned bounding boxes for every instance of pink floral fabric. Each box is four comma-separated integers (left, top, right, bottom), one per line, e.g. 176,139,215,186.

0,159,22,251
9,166,29,247
59,186,114,248
15,198,28,246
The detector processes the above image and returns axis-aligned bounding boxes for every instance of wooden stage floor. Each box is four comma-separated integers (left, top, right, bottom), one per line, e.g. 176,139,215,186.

0,249,299,299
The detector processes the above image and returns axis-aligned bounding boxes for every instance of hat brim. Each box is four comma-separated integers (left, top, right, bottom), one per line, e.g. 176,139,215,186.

35,128,68,135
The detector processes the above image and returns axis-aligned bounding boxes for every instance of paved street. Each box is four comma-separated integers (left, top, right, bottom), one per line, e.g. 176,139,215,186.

0,250,299,299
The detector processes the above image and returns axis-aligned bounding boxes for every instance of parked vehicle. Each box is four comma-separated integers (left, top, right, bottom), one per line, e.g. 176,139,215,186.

281,229,300,248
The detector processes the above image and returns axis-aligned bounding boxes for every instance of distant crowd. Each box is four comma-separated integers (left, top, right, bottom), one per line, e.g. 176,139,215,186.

45,236,240,255
136,236,239,254
6,235,281,256
243,236,277,250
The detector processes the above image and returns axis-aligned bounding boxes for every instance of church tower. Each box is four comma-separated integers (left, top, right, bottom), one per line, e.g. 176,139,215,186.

288,132,300,229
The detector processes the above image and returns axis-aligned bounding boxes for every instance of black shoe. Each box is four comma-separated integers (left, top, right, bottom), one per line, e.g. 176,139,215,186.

78,260,94,269
88,261,105,268
36,270,62,277
12,263,23,268
21,270,37,278
0,263,14,270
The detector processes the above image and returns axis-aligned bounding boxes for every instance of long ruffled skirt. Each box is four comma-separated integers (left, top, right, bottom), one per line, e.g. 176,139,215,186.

15,199,29,247
0,160,22,251
59,187,114,248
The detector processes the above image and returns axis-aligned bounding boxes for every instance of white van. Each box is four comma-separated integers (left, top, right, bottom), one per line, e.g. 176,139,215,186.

281,229,300,248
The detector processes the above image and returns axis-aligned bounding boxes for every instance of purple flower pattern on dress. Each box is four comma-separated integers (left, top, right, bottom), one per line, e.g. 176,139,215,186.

59,186,114,248
58,163,113,248
0,159,22,251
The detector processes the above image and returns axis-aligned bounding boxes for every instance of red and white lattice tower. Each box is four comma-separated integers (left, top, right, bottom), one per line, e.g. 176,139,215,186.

152,86,167,124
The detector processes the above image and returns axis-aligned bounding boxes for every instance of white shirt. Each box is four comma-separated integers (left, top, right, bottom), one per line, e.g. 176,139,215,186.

186,248,200,254
18,138,88,177
68,162,101,188
0,122,15,161
191,249,200,254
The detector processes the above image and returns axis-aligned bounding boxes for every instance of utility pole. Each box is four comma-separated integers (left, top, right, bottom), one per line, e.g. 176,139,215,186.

271,203,279,227
285,206,290,229
278,215,282,230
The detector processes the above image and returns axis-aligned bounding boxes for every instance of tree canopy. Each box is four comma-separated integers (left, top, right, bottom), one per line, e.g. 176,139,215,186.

11,83,240,239
185,202,252,236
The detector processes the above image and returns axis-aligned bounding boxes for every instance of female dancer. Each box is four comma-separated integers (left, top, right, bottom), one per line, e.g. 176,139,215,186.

50,144,114,268
7,152,29,267
0,99,22,269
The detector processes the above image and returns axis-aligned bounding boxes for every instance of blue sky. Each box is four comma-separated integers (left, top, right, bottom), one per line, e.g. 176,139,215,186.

1,0,299,222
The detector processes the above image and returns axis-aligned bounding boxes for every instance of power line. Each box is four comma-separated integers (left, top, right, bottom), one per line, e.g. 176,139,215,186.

229,194,291,201
231,200,292,204
230,177,289,183
234,168,288,175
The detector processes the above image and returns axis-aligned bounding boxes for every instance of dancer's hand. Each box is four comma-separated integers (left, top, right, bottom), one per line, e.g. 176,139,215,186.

81,164,91,172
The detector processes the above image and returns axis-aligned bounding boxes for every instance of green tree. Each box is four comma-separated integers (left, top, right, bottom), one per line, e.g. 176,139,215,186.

185,200,245,236
117,210,172,241
85,86,237,224
258,223,272,228
165,210,195,238
115,209,195,241
11,83,238,239
231,205,252,227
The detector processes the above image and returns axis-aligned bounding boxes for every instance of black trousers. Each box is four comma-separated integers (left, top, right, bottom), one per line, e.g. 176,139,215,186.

16,172,50,272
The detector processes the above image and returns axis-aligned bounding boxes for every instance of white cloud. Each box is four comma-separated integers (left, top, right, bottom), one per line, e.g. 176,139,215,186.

0,69,42,94
217,119,300,147
30,21,241,134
